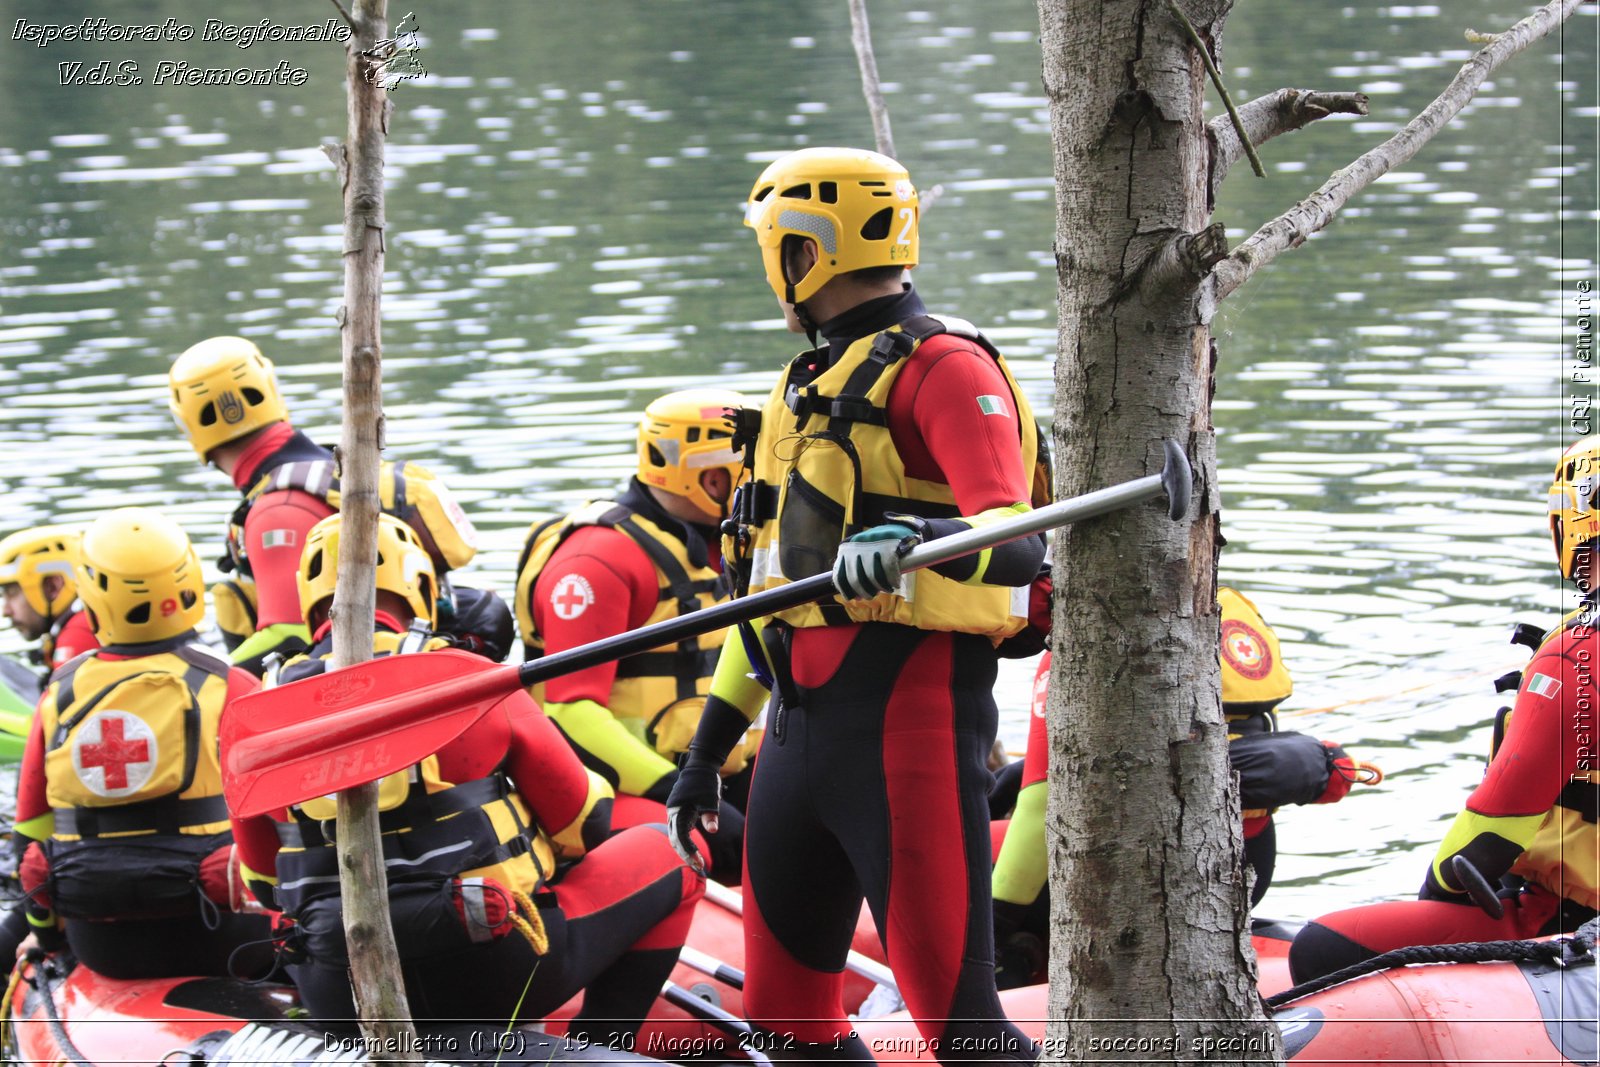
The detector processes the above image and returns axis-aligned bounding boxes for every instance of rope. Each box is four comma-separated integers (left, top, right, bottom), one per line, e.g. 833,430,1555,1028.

1277,666,1502,719
0,956,25,1054
1266,922,1597,1011
509,889,549,956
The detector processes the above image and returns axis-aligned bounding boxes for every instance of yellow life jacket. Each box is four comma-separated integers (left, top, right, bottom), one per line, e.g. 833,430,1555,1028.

271,629,545,916
730,315,1039,638
40,641,233,840
1495,608,1599,909
514,500,727,751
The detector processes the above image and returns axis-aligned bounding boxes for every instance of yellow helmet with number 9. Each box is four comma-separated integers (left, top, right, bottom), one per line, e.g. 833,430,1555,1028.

76,509,206,645
744,147,918,306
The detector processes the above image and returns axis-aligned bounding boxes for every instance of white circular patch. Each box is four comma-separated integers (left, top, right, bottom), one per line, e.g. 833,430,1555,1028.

550,574,595,621
70,710,158,798
1031,666,1049,719
894,179,914,202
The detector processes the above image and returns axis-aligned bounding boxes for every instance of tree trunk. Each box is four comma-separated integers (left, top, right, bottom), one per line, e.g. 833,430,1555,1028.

329,0,420,1054
1035,0,1281,1062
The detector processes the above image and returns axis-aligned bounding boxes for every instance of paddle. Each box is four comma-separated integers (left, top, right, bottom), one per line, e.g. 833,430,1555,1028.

222,440,1192,817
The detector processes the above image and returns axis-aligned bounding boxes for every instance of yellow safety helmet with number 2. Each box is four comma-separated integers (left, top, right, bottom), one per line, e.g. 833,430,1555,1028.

638,389,754,519
744,147,919,306
298,512,438,631
168,336,289,459
1549,437,1600,580
0,525,81,621
76,508,206,645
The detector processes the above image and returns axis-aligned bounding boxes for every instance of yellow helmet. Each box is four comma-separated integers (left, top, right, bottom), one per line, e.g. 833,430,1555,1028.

1218,587,1292,710
638,389,754,519
298,512,438,631
1549,437,1600,581
0,525,81,620
744,147,918,305
76,509,206,645
168,336,289,458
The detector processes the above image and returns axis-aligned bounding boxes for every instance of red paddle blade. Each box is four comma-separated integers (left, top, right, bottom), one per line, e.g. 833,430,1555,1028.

221,648,521,818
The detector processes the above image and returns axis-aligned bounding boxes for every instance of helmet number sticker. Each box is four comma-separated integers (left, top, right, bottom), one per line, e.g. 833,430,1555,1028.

896,208,914,246
550,574,595,621
71,710,158,797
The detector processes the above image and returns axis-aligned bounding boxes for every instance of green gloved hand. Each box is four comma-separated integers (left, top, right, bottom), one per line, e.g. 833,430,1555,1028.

833,523,922,601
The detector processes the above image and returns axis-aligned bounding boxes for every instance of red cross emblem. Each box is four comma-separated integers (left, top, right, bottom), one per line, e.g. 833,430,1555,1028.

1220,620,1273,681
72,712,158,797
551,574,594,621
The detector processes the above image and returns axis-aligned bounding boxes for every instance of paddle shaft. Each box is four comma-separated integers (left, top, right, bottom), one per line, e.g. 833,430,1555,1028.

517,444,1188,690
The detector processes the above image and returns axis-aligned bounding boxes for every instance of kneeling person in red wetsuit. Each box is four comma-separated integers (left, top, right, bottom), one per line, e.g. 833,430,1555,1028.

14,508,274,980
230,513,705,1042
1289,438,1600,983
669,148,1045,1064
0,525,99,681
515,389,761,880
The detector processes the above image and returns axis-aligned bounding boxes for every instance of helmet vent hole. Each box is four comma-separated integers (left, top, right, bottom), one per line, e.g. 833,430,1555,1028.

860,208,892,241
780,183,811,201
819,182,838,204
648,444,666,468
97,573,109,591
305,552,323,581
125,602,151,625
860,180,886,187
242,388,265,406
685,427,701,444
753,185,773,203
198,402,217,426
180,589,198,610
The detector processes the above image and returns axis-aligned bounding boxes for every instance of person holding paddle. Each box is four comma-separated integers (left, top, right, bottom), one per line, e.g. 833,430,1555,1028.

1289,438,1600,983
228,512,706,1043
515,388,760,882
666,147,1046,1063
12,508,275,980
0,525,98,680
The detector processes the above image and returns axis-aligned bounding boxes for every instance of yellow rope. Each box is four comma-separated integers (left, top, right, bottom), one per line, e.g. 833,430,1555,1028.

0,955,27,1052
509,889,549,956
1276,666,1503,719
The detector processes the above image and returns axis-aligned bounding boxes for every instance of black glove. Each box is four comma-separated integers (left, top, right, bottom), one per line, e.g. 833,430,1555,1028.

664,696,751,873
992,898,1045,991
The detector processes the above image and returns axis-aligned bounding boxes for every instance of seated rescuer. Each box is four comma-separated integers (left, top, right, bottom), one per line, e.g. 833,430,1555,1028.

166,336,497,677
515,389,762,880
0,526,99,681
666,147,1045,1064
989,589,1380,989
229,513,705,1042
12,508,275,980
1289,439,1600,984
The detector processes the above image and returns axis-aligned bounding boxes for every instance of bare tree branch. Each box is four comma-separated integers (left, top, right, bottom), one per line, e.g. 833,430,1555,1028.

1209,89,1369,198
847,0,895,159
1212,0,1584,301
1168,0,1263,177
328,0,357,32
1139,223,1231,302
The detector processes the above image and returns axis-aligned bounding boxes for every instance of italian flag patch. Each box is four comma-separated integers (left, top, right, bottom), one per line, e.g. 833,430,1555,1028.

976,394,1009,417
1527,672,1561,698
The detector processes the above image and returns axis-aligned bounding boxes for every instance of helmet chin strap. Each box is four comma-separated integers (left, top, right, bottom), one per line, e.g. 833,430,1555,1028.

794,300,820,348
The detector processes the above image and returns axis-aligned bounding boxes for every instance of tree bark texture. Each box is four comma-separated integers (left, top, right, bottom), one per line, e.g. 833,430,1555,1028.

330,0,419,1053
1036,0,1282,1062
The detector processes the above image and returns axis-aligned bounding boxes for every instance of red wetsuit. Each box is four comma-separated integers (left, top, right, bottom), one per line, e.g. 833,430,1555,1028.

1289,610,1600,983
42,608,98,674
229,423,336,632
739,288,1042,1062
233,620,705,1036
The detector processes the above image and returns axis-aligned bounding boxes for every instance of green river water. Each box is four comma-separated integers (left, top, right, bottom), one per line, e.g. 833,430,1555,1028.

0,0,1596,922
